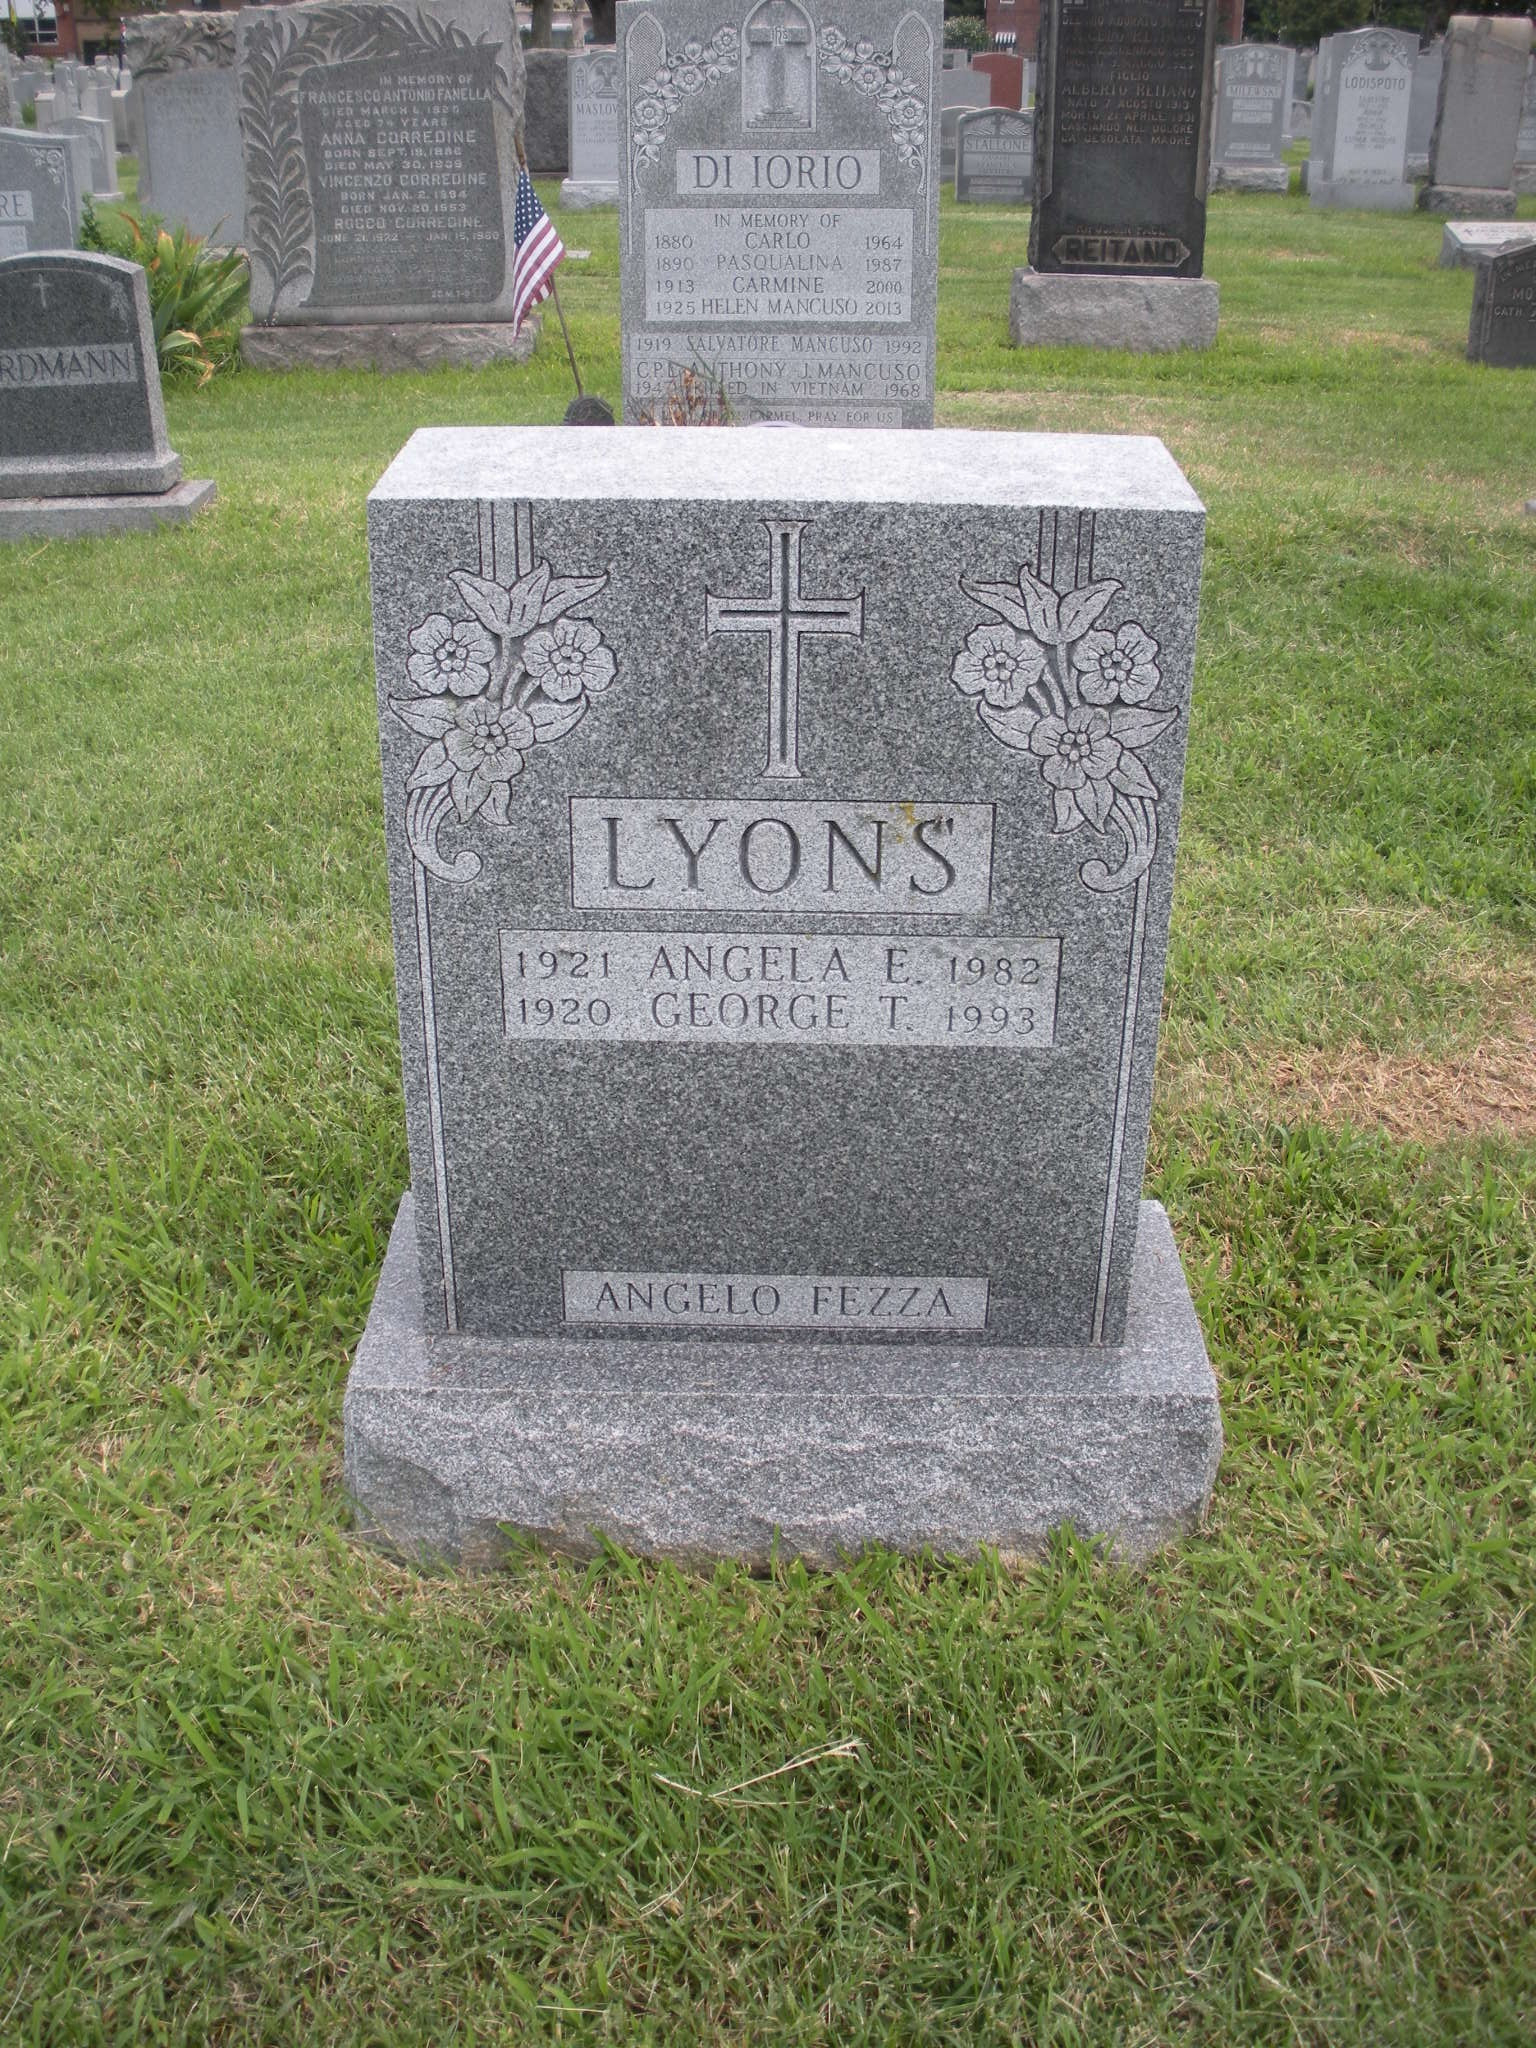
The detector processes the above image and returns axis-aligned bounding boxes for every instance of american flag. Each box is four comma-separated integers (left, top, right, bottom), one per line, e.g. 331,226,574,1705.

511,166,565,339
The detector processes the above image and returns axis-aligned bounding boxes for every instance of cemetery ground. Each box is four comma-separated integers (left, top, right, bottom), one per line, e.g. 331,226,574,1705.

2,183,1534,2046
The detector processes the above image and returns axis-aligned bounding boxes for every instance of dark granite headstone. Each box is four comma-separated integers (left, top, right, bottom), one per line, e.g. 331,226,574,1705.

523,48,570,173
0,251,181,496
1468,239,1536,366
236,0,527,327
1029,0,1218,279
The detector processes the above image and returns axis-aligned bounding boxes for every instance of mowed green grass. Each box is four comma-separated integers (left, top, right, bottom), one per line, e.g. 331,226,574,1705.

0,184,1533,2046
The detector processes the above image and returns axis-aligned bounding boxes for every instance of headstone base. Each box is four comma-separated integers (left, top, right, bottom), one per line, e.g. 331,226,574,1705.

557,178,618,210
239,318,539,375
0,477,216,541
1418,184,1517,219
1008,271,1219,353
1308,177,1414,213
344,1194,1222,1570
1210,165,1289,193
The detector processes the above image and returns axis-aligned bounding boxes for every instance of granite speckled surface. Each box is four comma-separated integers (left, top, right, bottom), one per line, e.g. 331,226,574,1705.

0,251,182,497
354,425,1216,1563
346,1193,1222,1566
1008,272,1219,352
0,475,215,540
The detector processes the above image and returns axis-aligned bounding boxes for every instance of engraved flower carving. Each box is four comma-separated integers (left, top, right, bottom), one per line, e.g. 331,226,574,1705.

633,27,739,171
950,623,1046,710
392,544,615,878
949,558,1178,894
1072,623,1162,707
407,614,496,697
523,617,617,703
817,27,928,171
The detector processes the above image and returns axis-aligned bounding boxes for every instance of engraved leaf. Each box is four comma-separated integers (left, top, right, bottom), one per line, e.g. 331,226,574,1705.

1108,705,1177,752
505,562,553,638
976,697,1040,753
959,578,1035,636
1078,774,1116,832
389,695,459,740
1053,787,1085,834
539,573,610,625
527,696,588,744
1109,751,1160,802
1055,579,1122,645
450,570,511,634
483,782,516,828
405,740,455,791
1016,565,1064,643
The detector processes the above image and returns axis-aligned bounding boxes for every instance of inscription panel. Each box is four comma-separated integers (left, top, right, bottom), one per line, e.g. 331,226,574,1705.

501,929,1062,1049
563,1269,991,1329
644,205,913,324
626,327,924,421
569,799,995,913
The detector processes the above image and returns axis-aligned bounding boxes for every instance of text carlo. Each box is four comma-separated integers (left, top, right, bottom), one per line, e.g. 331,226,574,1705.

568,799,995,915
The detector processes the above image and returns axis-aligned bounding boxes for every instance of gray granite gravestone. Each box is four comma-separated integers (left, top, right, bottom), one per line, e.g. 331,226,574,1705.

1406,42,1443,178
236,0,534,371
0,128,80,256
939,103,962,184
1015,0,1220,354
940,65,990,112
560,47,619,209
0,250,215,538
124,13,245,245
1210,43,1289,191
954,106,1032,204
1421,15,1534,217
1308,26,1415,212
1517,58,1536,193
523,47,570,172
349,424,1220,1566
1438,218,1536,267
617,0,942,428
1468,239,1536,366
60,112,119,200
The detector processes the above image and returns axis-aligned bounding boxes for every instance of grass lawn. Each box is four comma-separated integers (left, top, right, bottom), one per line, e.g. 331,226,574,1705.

1,184,1534,2045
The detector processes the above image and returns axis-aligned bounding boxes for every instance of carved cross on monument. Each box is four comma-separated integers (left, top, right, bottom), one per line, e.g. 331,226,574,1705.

706,519,864,779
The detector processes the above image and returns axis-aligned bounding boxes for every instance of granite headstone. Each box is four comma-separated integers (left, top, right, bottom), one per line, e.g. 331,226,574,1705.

349,423,1221,1565
1210,43,1289,191
560,47,619,208
617,0,942,428
0,249,215,535
0,127,80,257
1468,239,1536,366
1422,14,1534,216
236,0,528,329
1309,27,1415,213
1406,42,1443,178
523,47,571,172
954,106,1032,204
1437,218,1536,267
1516,57,1536,193
1028,0,1219,280
125,12,246,245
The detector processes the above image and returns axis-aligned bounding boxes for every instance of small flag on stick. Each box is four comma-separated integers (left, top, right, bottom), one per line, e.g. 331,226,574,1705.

511,165,565,341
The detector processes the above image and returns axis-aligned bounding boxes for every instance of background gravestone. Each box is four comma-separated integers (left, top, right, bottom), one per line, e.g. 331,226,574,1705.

1014,0,1220,353
1309,27,1415,213
617,0,942,428
522,47,570,172
1438,218,1536,267
1467,238,1536,365
954,106,1032,204
1406,41,1443,178
1421,14,1534,217
0,128,80,257
236,0,532,370
560,47,619,209
1210,43,1289,192
0,249,214,537
1516,57,1536,193
125,13,245,246
349,423,1220,1566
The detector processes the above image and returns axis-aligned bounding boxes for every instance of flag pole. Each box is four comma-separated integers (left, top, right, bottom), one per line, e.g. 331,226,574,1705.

515,135,583,400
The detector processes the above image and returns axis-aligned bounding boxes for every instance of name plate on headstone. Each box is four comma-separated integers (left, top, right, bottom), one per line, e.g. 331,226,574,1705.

0,128,77,257
617,0,941,426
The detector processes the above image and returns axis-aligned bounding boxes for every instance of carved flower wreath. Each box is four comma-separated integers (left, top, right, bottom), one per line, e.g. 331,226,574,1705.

392,559,615,880
632,28,740,171
951,567,1176,894
818,29,928,169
